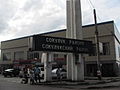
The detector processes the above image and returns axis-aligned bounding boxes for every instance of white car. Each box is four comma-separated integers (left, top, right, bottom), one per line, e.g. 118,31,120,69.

39,67,44,79
52,68,67,79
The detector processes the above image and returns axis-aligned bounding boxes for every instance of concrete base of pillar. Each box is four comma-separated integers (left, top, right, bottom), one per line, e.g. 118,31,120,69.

67,53,84,81
41,53,52,82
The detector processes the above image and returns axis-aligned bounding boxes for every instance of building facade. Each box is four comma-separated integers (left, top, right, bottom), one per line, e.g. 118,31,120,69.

83,21,120,77
0,21,120,77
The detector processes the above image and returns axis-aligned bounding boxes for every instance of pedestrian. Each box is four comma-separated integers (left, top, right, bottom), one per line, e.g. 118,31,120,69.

56,67,61,81
19,69,24,78
29,68,35,84
34,66,41,83
97,70,102,80
22,66,29,84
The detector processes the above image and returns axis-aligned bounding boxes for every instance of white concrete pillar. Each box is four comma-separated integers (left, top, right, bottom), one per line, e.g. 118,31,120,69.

71,54,76,80
41,52,52,82
66,53,72,80
77,54,84,81
66,0,73,80
66,0,84,81
66,0,83,39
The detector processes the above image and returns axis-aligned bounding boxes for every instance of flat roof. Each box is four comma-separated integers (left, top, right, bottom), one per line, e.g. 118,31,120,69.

1,20,114,43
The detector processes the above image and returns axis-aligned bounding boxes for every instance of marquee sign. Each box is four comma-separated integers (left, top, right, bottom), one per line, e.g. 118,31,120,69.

32,35,93,54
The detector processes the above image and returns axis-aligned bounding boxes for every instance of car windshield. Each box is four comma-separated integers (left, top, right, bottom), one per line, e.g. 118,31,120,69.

52,68,57,73
52,68,66,73
5,69,14,71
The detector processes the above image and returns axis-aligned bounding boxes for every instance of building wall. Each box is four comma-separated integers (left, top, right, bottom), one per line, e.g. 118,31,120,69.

1,21,120,76
113,24,120,76
0,37,29,66
1,37,29,49
82,22,114,39
83,21,116,62
82,21,120,76
114,24,120,61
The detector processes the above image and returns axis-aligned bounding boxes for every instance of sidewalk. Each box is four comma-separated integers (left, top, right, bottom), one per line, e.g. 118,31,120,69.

37,77,120,89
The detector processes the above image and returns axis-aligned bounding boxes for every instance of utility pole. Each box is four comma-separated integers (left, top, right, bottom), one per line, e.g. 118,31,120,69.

93,9,102,80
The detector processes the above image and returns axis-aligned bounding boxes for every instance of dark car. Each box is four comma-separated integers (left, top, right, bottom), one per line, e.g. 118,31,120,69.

3,68,20,77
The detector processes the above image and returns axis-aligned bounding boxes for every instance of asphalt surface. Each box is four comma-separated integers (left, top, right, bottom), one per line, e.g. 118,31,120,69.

1,74,120,90
0,77,72,90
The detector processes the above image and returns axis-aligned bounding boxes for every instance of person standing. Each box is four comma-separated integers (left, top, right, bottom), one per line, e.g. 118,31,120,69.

29,68,35,84
23,67,29,84
56,67,61,81
34,66,41,83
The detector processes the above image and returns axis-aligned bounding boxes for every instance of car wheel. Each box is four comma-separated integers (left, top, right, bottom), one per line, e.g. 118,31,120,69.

30,79,35,85
10,74,14,77
14,74,16,77
4,75,7,77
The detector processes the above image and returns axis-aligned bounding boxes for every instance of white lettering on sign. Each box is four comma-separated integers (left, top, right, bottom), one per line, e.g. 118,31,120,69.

33,35,92,53
42,44,73,51
46,37,66,44
76,47,88,52
69,40,84,46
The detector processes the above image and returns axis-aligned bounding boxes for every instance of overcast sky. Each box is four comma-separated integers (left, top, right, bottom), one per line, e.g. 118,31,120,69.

0,0,120,42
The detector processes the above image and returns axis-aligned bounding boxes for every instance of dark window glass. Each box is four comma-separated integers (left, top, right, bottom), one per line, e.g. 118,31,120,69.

27,52,39,59
89,44,96,56
102,42,110,55
3,52,11,61
14,51,24,60
118,47,120,58
34,53,39,59
54,54,58,58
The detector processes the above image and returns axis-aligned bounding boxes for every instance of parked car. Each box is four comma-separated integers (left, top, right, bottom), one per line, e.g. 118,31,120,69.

39,67,67,79
39,67,44,79
52,68,67,79
3,68,20,77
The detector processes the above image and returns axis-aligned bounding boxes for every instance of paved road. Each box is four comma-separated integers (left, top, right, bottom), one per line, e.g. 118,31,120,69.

1,75,120,90
0,75,71,90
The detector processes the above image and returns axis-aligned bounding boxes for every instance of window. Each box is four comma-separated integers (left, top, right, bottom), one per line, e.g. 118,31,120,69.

27,52,39,59
118,47,120,58
14,51,24,60
89,44,96,56
3,52,11,61
102,42,110,55
34,53,39,59
54,54,58,58
75,54,79,64
89,42,110,56
27,52,33,59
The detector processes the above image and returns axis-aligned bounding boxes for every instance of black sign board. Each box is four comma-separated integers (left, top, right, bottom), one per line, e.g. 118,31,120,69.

32,35,93,54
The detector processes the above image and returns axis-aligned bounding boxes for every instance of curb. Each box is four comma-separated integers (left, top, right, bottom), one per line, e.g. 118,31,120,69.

85,85,120,89
37,81,89,86
29,78,120,86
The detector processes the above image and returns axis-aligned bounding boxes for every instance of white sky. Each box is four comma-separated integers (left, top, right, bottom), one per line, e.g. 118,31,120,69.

0,0,120,42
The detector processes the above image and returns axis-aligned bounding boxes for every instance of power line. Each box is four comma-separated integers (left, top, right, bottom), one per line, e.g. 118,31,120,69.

87,0,95,9
86,0,120,45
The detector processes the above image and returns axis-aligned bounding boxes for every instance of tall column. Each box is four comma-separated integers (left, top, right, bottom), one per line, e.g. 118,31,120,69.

41,52,52,82
66,0,84,81
66,0,72,80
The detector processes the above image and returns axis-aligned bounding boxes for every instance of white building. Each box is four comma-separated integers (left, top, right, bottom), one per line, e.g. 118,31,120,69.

1,21,120,77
